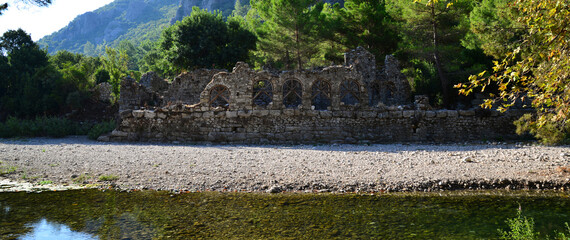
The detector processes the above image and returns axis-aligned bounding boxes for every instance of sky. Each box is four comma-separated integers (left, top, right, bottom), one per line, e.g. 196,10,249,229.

0,0,114,41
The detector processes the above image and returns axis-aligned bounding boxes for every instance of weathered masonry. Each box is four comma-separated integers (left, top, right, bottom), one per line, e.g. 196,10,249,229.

105,48,526,143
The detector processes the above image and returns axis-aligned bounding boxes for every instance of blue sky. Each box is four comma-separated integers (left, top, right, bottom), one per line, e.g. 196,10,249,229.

0,0,114,41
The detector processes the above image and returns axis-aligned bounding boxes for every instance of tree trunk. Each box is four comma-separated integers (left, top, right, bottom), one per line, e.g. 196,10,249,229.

431,3,450,108
295,23,302,70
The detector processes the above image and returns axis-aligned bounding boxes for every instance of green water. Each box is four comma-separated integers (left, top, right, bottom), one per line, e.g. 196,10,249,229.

0,190,569,239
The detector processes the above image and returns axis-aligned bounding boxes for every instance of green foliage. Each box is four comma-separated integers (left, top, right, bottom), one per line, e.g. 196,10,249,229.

0,29,64,118
390,0,476,107
88,120,116,140
333,0,399,59
463,0,524,59
0,117,70,138
103,46,129,98
94,67,111,84
117,40,142,71
98,174,119,181
232,0,250,17
251,0,325,70
159,7,257,71
0,164,17,175
0,117,115,139
515,114,569,145
499,208,570,240
459,0,570,144
39,180,53,185
0,29,110,119
499,208,538,240
402,59,442,105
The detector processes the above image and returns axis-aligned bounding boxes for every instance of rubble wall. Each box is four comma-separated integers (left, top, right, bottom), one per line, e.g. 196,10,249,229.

107,108,527,143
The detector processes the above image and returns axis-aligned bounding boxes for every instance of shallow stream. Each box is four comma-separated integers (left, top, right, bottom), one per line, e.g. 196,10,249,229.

1,190,569,239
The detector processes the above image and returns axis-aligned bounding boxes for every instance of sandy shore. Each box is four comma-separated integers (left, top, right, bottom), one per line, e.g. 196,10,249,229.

1,137,569,192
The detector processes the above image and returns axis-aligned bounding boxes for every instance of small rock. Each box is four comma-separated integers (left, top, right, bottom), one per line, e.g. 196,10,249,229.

462,157,474,163
267,186,282,193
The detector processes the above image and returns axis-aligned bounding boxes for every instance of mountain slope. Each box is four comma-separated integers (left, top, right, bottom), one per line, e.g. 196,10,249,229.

39,0,237,55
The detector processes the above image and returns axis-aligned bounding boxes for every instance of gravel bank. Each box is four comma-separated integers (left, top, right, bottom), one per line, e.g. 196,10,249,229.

1,137,570,193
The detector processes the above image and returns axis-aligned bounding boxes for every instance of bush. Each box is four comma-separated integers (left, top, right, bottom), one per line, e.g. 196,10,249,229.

40,117,74,138
87,120,116,140
0,117,115,139
515,114,570,145
499,208,570,240
499,208,538,240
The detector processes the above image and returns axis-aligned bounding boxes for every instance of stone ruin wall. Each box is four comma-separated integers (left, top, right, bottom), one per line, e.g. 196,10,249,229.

106,48,527,143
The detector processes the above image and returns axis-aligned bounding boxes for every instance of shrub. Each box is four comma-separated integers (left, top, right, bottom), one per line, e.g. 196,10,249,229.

499,208,570,240
499,208,538,240
40,117,72,137
0,117,114,139
87,120,116,140
515,114,570,145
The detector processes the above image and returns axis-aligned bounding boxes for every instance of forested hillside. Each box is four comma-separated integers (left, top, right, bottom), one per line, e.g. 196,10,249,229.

38,0,240,55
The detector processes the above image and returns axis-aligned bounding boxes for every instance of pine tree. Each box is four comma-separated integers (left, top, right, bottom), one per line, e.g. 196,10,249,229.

251,0,325,70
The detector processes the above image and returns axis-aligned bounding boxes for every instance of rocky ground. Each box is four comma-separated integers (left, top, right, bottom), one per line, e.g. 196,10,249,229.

1,137,569,193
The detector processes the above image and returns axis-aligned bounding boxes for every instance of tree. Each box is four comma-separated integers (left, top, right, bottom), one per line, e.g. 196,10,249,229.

160,7,256,71
102,47,128,98
251,0,324,70
462,0,525,59
50,50,101,92
458,0,570,144
0,0,51,15
117,40,142,71
390,0,473,107
333,0,399,59
0,29,61,118
232,0,250,17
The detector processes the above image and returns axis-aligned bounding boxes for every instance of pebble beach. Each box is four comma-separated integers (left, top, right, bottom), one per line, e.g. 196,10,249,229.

1,137,569,193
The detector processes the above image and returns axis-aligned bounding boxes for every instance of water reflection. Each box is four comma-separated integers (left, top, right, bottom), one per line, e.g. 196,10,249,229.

0,190,569,239
20,219,98,240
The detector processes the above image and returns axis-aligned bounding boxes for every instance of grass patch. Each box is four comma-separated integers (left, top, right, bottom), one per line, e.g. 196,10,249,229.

72,173,93,184
39,180,53,185
0,165,17,175
98,175,119,181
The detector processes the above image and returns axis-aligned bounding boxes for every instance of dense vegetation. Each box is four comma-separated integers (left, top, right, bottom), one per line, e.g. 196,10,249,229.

1,0,568,143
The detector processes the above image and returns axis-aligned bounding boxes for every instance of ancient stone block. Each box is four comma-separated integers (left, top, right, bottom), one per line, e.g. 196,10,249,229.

157,112,167,119
119,110,133,119
389,111,403,118
459,110,476,116
132,110,145,118
226,111,238,118
111,130,128,137
145,111,156,119
202,112,214,118
403,110,415,118
447,110,459,118
238,110,251,117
